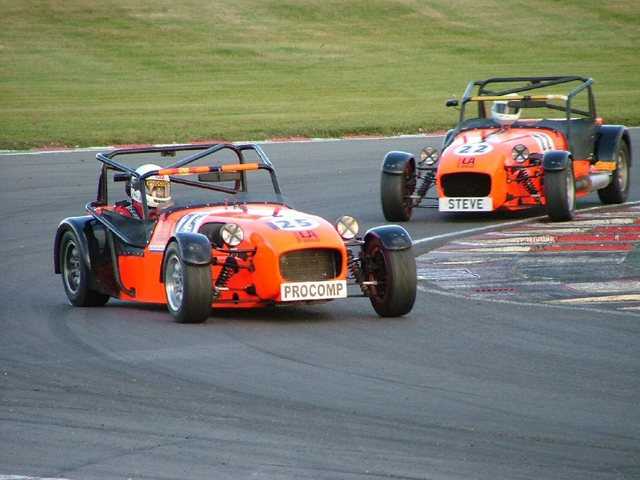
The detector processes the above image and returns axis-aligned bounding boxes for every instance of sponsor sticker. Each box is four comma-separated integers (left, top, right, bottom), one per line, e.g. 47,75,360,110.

439,197,493,212
281,280,347,301
593,161,617,172
457,157,476,168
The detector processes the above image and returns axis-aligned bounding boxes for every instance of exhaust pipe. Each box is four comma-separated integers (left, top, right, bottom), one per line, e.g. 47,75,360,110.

575,173,611,193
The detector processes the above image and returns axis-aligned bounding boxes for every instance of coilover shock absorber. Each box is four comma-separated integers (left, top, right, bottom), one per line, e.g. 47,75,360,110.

416,170,436,199
516,169,538,195
212,256,237,301
347,250,370,295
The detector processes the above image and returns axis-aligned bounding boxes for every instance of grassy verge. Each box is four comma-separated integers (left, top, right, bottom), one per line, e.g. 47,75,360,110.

1,0,638,149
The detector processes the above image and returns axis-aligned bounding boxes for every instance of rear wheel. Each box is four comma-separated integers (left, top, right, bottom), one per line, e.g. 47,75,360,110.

381,162,415,222
163,243,212,323
59,230,110,307
363,237,416,317
598,142,630,204
545,162,576,222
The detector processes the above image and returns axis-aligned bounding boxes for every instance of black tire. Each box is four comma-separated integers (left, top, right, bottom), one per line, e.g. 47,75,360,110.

364,237,417,317
545,162,576,222
381,162,415,222
163,242,212,324
598,141,630,204
59,230,110,307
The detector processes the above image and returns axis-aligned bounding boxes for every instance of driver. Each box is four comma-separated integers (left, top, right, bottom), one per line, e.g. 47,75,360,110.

491,95,521,126
116,164,171,219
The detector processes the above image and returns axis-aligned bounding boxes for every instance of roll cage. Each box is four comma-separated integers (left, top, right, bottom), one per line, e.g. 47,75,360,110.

93,142,283,220
445,76,597,156
86,142,286,250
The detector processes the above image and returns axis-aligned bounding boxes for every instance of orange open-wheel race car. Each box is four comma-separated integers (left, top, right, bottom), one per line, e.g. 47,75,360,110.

381,76,632,222
55,143,416,323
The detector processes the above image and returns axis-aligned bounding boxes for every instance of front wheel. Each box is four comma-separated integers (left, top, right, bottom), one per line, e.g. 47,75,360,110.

598,141,630,204
545,162,576,222
163,243,212,323
381,163,415,222
363,238,417,317
59,230,110,307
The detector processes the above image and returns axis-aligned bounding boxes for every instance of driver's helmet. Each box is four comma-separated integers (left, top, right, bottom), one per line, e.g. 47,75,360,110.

130,164,171,208
491,94,521,126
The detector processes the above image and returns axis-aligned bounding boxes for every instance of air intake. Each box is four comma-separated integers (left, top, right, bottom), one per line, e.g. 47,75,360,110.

279,249,342,282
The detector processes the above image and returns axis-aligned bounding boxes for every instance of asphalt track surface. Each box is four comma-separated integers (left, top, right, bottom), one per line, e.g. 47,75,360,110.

1,131,638,480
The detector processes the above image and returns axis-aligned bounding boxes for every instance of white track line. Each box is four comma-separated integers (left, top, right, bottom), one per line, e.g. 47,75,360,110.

412,201,640,248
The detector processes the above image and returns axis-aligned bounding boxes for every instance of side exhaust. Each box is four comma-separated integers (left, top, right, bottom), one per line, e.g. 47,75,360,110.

575,173,611,193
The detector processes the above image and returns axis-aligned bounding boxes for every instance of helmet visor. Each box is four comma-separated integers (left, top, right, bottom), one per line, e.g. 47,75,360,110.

146,179,171,199
493,101,520,116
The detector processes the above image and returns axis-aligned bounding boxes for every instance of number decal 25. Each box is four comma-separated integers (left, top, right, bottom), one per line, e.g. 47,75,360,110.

269,218,319,231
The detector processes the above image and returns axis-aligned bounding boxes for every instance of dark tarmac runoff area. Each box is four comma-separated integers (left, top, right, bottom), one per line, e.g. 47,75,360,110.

417,203,640,314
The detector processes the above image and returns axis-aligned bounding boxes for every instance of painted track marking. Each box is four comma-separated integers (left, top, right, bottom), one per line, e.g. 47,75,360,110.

415,202,640,314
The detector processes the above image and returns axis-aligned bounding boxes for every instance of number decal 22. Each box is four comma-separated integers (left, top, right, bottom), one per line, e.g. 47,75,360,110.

454,143,493,156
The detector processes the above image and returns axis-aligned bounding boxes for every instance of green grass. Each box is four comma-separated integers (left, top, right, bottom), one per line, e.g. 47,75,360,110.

1,0,639,149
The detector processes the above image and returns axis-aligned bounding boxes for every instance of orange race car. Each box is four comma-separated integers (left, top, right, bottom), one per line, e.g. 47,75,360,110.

380,76,632,222
55,143,416,323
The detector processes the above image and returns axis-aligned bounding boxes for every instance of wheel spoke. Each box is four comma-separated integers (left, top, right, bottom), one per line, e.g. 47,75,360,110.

166,255,184,311
64,243,80,293
367,248,388,300
617,150,629,190
566,168,575,211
